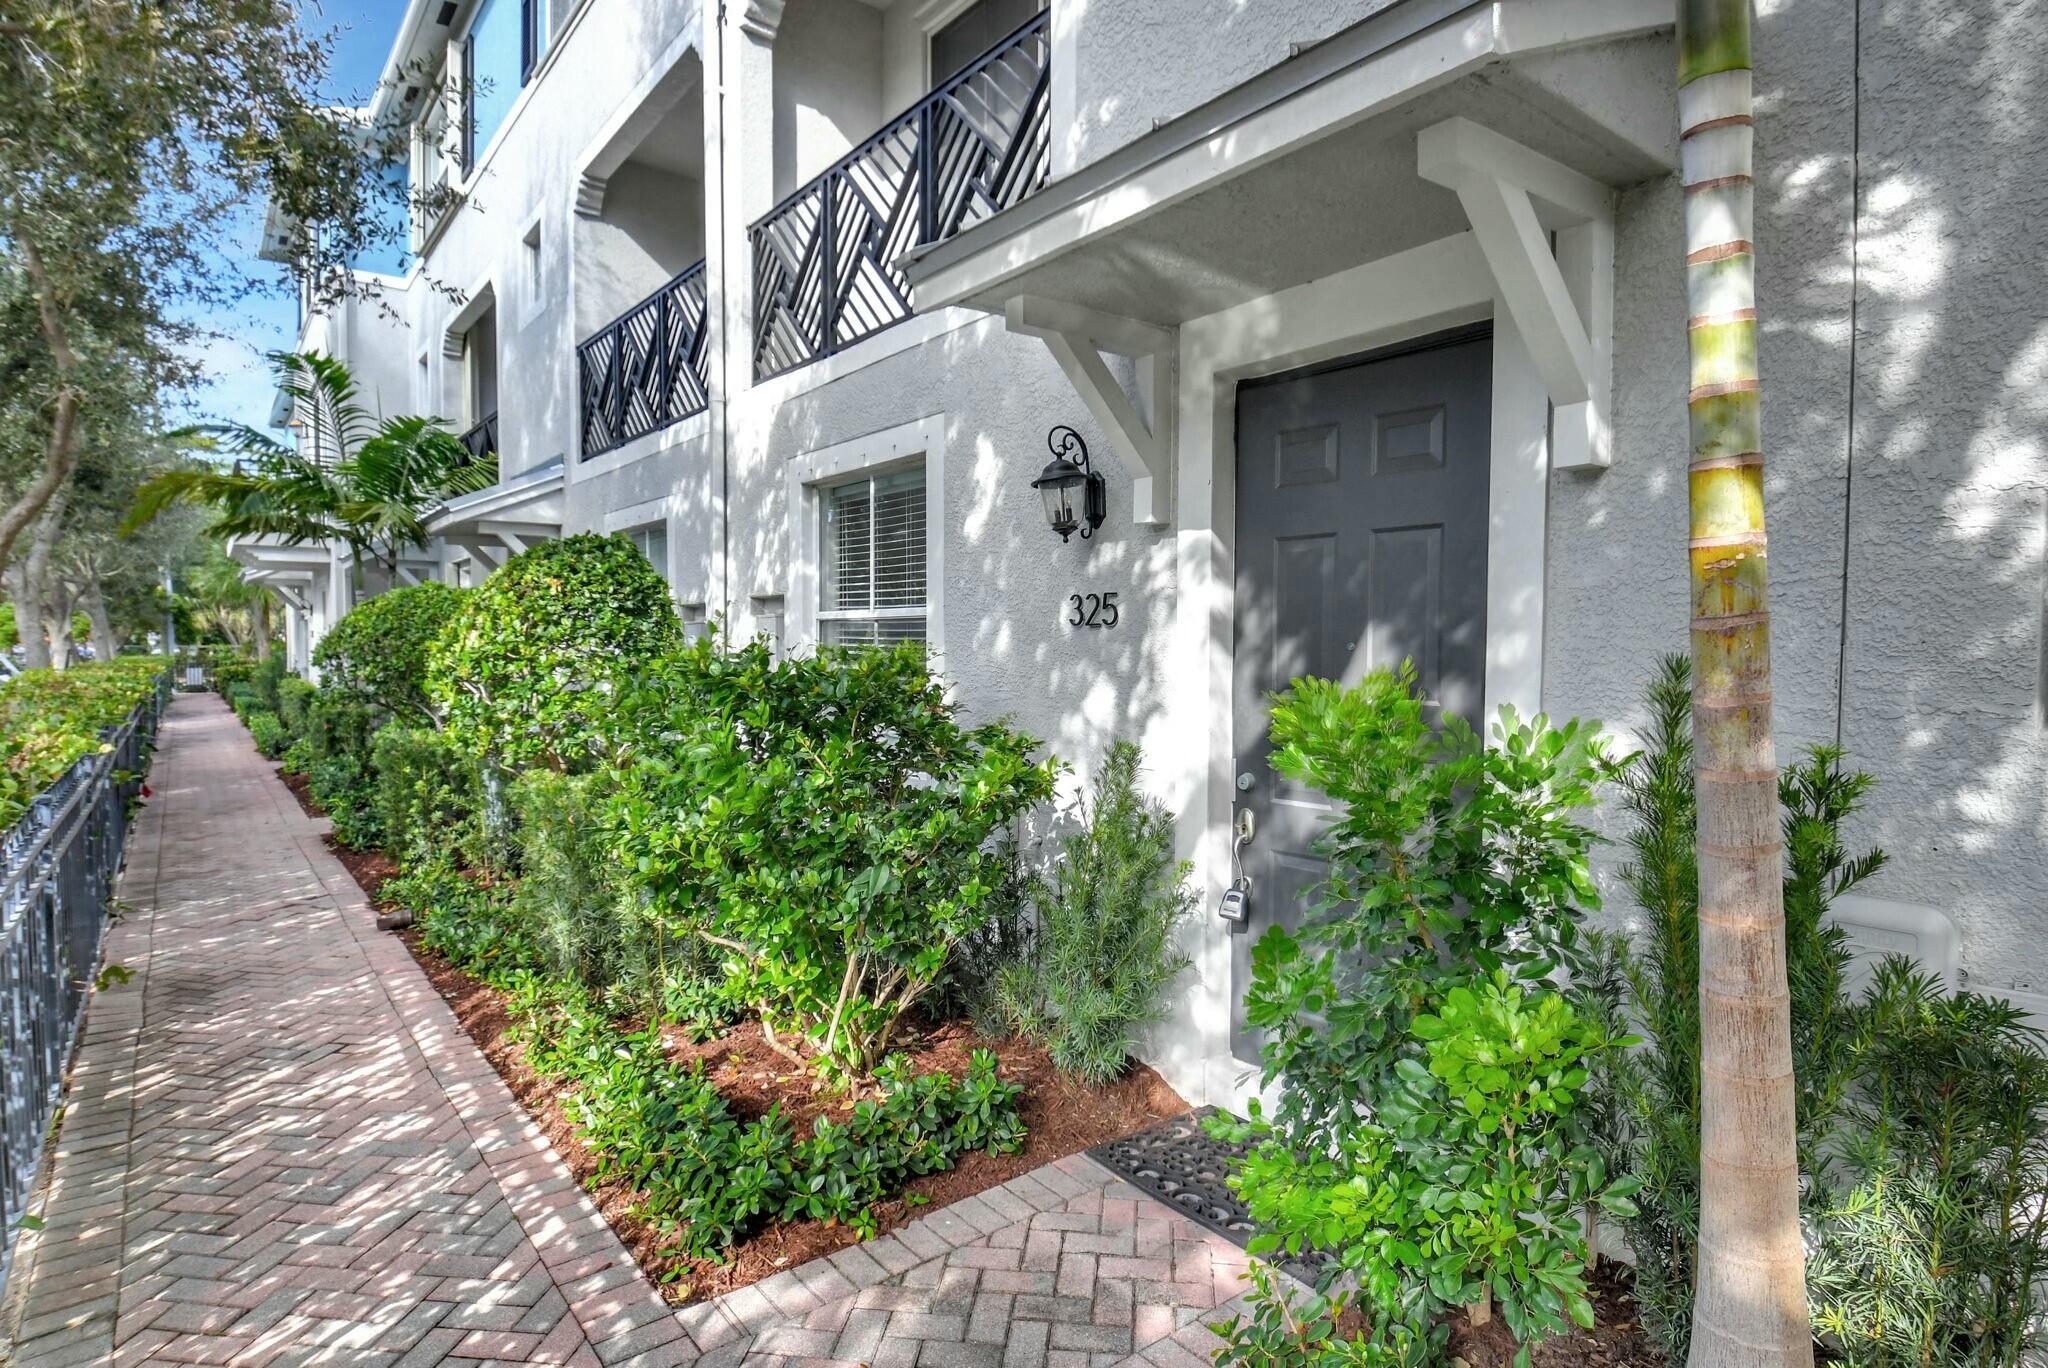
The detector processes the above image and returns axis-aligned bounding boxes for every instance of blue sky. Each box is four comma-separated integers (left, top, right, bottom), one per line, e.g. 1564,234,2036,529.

178,0,410,434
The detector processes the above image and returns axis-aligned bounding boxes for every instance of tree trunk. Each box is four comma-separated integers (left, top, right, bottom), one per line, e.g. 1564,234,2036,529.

254,593,272,661
15,494,68,671
1678,3,1813,1365
0,231,82,574
82,581,120,660
43,606,73,670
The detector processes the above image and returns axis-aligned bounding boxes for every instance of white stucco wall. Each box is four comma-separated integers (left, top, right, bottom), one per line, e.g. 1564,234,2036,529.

304,0,2048,1092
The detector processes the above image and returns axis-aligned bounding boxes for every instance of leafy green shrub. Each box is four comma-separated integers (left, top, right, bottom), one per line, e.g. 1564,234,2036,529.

995,740,1194,1083
276,676,317,737
305,690,378,767
397,857,544,977
211,656,254,697
315,583,468,725
503,973,1024,1254
280,736,319,777
309,751,382,848
0,657,165,829
1806,960,2048,1365
1593,659,2048,1366
249,654,286,713
227,683,261,719
1215,666,1631,1360
508,770,732,1029
245,710,286,758
428,535,682,772
608,640,1057,1080
371,724,483,866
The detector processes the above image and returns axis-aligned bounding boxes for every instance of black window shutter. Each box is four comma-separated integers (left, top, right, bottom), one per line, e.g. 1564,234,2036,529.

520,0,535,83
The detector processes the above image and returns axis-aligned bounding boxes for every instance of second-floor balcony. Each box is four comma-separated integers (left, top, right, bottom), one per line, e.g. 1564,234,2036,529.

577,259,711,460
458,411,498,465
749,10,1051,381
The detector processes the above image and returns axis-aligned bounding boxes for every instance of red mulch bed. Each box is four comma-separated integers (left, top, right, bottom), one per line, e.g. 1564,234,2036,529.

279,753,1661,1357
402,936,1187,1303
1443,1262,1658,1366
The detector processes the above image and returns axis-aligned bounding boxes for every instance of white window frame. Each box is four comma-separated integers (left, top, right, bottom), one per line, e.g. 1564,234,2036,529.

786,413,946,666
625,521,670,584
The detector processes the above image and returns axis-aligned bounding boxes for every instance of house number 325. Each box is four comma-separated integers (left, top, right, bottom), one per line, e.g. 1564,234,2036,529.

1068,592,1121,628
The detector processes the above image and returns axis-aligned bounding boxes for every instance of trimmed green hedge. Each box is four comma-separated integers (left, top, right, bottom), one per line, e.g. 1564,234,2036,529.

0,657,164,830
429,534,683,772
315,582,469,725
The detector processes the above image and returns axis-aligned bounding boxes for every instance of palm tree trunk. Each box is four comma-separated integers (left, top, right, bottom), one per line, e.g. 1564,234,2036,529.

1678,2,1813,1364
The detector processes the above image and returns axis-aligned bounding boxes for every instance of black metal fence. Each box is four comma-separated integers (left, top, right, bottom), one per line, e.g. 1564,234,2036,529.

0,673,169,1292
576,259,711,460
750,11,1050,380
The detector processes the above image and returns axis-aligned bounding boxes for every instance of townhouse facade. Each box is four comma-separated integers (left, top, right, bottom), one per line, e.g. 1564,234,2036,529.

240,0,2048,1109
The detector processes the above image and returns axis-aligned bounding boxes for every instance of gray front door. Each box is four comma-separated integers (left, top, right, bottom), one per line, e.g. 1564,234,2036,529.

1229,330,1493,1058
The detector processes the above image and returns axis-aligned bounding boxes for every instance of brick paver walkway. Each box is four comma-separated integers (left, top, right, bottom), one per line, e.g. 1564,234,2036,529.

6,694,680,1367
3,692,1266,1368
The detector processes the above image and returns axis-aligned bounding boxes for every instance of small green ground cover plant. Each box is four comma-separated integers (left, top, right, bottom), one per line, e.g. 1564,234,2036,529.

0,656,165,828
397,861,1024,1257
1212,666,1636,1366
995,738,1195,1084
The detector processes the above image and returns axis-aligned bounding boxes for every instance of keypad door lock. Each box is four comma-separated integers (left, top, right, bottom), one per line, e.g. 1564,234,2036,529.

1218,881,1250,925
1220,806,1255,928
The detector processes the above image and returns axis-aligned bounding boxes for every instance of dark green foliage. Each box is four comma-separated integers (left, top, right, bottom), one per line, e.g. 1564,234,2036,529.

315,583,469,725
305,690,378,768
607,639,1058,1081
249,655,286,713
1601,654,1885,1359
1808,960,2048,1367
402,858,544,979
276,676,317,736
509,770,734,1033
309,751,381,849
245,709,286,758
428,535,683,772
995,740,1195,1084
1218,667,1630,1361
371,724,484,866
227,682,261,719
504,973,1024,1255
401,863,1025,1258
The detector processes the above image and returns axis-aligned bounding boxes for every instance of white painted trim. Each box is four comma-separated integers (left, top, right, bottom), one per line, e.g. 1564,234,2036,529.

569,22,704,219
783,412,948,669
1004,296,1175,527
1157,232,1549,1110
442,276,498,359
1417,117,1617,471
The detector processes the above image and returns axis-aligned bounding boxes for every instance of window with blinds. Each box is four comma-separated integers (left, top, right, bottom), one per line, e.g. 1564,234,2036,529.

820,465,926,646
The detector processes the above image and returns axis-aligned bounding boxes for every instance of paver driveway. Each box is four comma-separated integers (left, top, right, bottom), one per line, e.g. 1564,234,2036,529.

6,693,683,1366
3,691,1269,1368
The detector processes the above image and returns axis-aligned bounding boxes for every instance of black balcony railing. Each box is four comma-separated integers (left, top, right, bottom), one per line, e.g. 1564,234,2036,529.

458,410,498,466
750,11,1050,380
576,259,711,459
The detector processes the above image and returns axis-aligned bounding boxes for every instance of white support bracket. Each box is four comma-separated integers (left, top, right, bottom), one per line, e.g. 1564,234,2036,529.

451,539,508,571
1003,295,1174,526
1418,117,1615,471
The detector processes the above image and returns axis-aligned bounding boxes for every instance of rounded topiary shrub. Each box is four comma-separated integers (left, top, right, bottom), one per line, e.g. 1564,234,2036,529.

428,533,683,772
315,582,470,724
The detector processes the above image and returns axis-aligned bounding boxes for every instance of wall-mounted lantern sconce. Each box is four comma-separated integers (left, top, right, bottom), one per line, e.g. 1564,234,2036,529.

1030,425,1107,542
